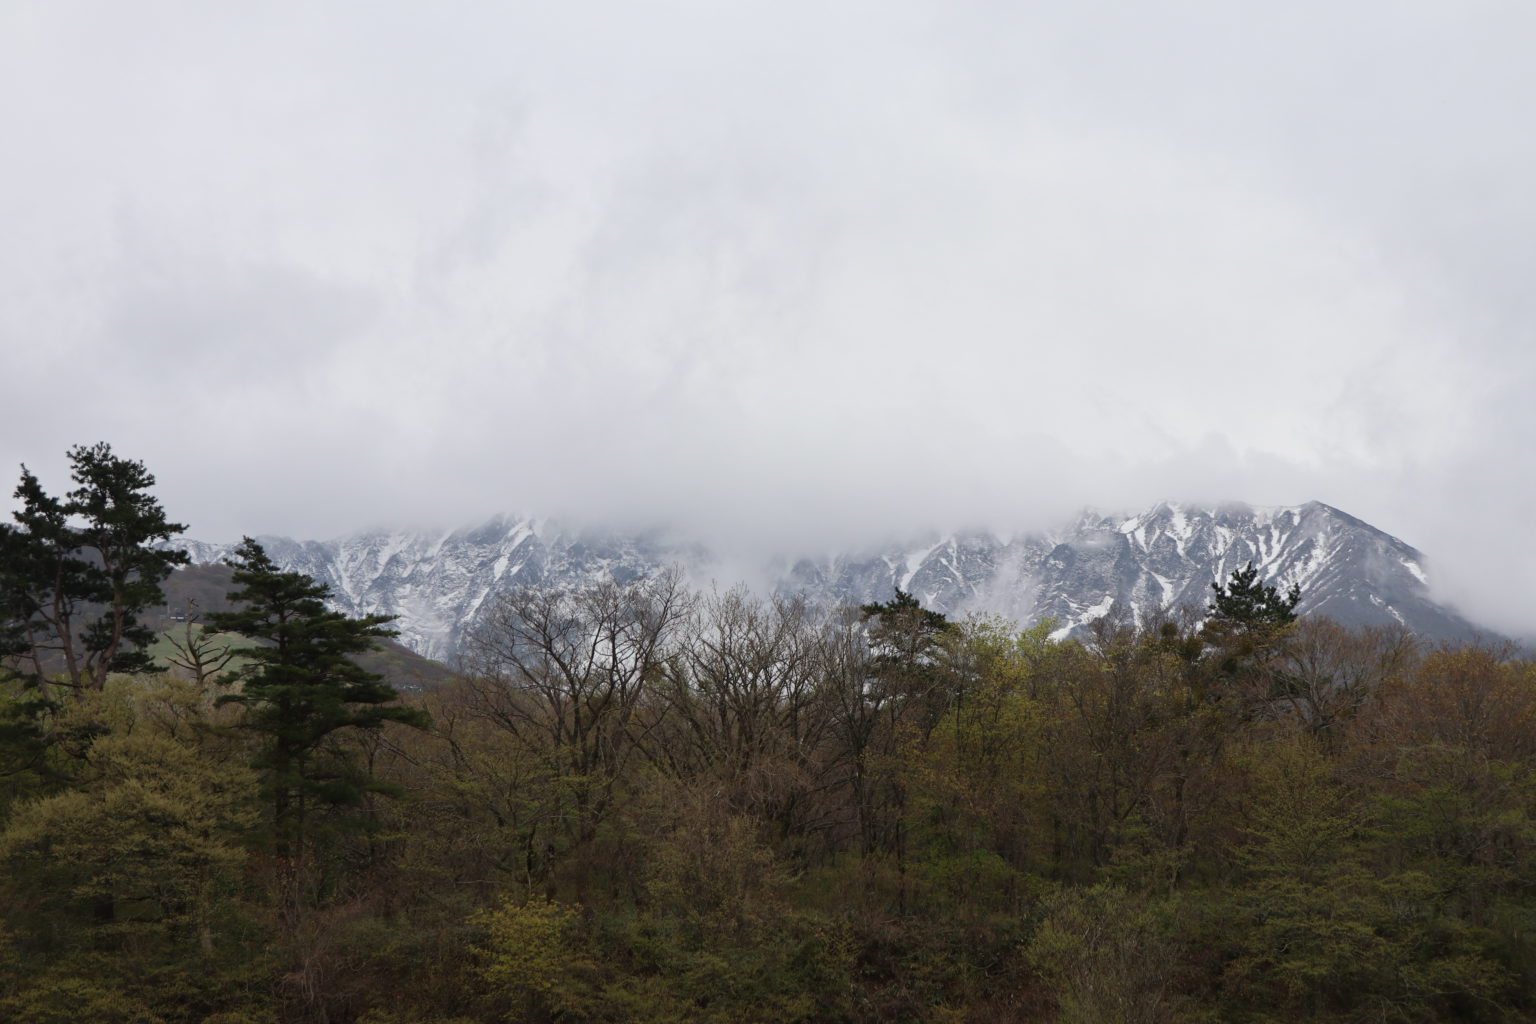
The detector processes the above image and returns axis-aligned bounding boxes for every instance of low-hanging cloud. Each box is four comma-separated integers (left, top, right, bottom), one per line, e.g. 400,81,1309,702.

2,1,1534,636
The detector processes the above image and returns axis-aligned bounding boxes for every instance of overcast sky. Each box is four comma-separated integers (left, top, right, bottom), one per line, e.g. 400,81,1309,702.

2,1,1533,633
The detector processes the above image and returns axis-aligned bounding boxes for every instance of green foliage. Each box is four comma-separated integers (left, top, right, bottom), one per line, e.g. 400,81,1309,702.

638,784,789,940
1215,737,1513,1021
0,679,273,1024
470,896,592,1020
3,534,1536,1024
903,619,1053,905
0,444,188,695
859,588,956,709
207,538,429,860
0,682,58,810
1026,884,1187,1024
0,949,277,1024
0,680,258,925
860,588,953,638
1208,561,1301,630
1202,563,1303,690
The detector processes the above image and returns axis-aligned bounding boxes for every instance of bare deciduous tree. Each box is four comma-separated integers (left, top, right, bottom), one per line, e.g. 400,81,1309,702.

162,600,241,688
659,588,844,862
459,569,691,852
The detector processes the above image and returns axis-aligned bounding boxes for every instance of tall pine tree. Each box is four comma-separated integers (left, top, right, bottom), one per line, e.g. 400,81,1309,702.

0,443,188,697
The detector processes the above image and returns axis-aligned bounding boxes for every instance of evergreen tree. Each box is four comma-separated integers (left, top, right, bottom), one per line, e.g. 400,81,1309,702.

207,539,429,861
0,443,188,697
1203,562,1302,687
1207,562,1301,630
849,590,956,866
860,588,953,645
859,588,956,714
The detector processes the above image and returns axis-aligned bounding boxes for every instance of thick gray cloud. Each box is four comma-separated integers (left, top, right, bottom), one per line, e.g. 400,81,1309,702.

2,1,1533,634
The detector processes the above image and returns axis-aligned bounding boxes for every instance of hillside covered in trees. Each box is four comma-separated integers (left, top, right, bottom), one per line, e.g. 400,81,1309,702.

3,448,1536,1023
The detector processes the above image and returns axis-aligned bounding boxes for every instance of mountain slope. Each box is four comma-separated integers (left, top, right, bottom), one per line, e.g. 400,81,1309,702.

178,501,1483,659
781,502,1474,641
149,563,458,691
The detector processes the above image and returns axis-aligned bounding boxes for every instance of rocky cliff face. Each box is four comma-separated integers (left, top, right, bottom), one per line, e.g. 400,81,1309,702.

181,501,1481,660
778,501,1474,641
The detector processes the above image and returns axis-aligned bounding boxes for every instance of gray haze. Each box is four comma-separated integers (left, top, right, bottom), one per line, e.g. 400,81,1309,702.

2,2,1534,635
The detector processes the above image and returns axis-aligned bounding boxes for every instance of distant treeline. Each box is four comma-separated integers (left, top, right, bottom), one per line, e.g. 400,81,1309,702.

3,447,1535,1023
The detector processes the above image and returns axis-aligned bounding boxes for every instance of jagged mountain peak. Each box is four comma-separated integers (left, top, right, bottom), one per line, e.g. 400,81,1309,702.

177,500,1478,660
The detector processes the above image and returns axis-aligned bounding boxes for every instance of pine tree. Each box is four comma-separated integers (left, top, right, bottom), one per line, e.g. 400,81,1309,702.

1207,562,1301,630
859,588,956,712
1203,562,1302,685
207,539,429,861
849,589,956,865
0,443,188,697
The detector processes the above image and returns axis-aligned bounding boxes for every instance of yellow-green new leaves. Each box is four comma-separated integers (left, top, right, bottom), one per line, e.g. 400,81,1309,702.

0,679,268,1023
470,896,593,1020
0,687,258,931
1026,885,1184,1024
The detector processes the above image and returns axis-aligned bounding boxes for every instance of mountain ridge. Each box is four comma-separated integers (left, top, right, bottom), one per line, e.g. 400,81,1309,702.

173,500,1485,660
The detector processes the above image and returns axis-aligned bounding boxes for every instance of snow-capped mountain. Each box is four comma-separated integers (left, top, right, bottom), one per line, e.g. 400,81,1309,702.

778,502,1475,642
181,501,1482,660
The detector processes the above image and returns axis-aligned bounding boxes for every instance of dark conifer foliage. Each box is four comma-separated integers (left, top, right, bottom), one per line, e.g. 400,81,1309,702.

860,589,952,709
0,443,188,695
858,588,957,724
1207,561,1302,629
207,538,429,860
859,588,953,643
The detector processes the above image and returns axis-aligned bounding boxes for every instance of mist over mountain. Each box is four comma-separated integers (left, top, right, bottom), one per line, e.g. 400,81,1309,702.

178,500,1483,661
